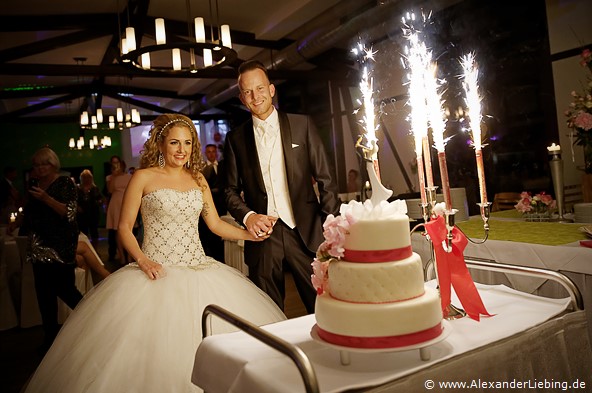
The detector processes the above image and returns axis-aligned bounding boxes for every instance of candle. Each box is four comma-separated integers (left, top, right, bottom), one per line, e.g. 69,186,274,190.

10,213,16,223
426,62,450,210
438,151,452,209
422,136,434,188
416,153,427,205
460,53,487,205
403,27,432,202
547,143,561,153
475,148,488,204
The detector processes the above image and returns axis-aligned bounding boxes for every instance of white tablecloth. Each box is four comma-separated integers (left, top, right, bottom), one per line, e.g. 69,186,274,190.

192,283,579,393
412,230,592,345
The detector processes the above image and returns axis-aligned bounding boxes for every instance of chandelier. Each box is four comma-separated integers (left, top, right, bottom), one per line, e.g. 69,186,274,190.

80,106,141,130
119,0,237,74
73,56,142,130
69,135,112,150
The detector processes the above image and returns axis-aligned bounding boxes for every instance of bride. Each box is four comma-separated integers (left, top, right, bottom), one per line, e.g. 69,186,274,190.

25,114,286,392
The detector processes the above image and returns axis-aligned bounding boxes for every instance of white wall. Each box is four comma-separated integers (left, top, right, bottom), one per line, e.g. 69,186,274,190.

546,0,592,186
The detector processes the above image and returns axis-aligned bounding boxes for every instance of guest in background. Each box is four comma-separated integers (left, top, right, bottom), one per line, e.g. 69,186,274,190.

0,166,21,225
17,147,82,353
199,144,225,262
23,113,284,393
224,60,340,313
104,155,118,259
75,235,110,280
347,169,361,193
76,169,103,249
105,156,132,263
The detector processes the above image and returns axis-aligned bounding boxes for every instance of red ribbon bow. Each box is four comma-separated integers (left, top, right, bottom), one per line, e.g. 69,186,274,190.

424,215,492,321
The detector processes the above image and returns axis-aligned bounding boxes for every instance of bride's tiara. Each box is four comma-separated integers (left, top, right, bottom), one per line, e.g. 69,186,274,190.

157,119,193,139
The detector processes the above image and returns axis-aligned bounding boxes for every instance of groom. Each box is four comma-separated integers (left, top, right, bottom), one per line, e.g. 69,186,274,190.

224,60,339,313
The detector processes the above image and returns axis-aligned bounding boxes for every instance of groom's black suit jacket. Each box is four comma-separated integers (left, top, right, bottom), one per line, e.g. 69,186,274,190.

224,111,339,254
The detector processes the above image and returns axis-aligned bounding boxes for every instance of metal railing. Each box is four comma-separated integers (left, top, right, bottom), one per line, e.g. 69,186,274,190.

201,304,320,393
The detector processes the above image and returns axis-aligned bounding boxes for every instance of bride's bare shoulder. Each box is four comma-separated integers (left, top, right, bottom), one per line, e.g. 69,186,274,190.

129,168,161,188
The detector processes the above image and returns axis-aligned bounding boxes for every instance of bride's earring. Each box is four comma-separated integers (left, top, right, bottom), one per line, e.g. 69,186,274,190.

158,152,165,168
186,161,190,169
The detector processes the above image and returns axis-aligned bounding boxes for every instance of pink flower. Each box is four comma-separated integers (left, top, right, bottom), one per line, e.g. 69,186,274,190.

320,214,349,259
538,192,554,206
515,198,532,213
574,111,592,131
514,191,556,214
311,258,330,295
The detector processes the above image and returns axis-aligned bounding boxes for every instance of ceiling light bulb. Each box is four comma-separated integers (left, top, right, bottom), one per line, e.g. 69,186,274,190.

141,53,151,69
155,18,166,45
80,111,89,126
121,38,129,58
195,17,205,43
126,27,136,51
172,48,182,71
203,48,212,67
221,25,232,48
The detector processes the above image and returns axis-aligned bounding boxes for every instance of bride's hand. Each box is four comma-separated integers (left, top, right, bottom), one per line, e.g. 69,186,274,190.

137,258,166,280
247,230,270,242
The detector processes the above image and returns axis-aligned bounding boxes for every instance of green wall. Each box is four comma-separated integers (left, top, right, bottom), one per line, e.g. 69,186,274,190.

0,121,123,195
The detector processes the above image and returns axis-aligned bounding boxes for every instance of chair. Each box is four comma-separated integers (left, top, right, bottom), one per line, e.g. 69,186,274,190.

564,184,583,213
492,192,521,212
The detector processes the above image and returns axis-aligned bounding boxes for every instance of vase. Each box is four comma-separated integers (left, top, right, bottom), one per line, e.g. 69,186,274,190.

584,143,592,174
523,206,550,222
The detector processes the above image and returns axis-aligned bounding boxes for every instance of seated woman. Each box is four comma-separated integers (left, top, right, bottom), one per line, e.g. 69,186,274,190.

75,239,110,280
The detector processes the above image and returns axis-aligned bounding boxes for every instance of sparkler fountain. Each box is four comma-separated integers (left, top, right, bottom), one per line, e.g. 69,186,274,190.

352,44,393,205
460,53,492,235
402,12,491,321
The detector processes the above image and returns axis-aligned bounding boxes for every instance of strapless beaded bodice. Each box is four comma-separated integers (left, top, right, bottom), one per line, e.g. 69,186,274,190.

140,188,211,266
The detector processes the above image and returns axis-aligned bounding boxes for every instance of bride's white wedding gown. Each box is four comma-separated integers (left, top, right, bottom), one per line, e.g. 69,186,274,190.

25,188,286,392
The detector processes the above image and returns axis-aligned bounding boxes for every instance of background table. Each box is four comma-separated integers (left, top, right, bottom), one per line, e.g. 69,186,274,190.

192,282,591,393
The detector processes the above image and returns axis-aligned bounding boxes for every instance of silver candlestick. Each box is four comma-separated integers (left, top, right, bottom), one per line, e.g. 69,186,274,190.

548,146,573,223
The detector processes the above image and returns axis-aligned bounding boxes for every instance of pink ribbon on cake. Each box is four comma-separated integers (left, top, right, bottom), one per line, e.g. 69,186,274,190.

343,245,413,263
424,215,492,321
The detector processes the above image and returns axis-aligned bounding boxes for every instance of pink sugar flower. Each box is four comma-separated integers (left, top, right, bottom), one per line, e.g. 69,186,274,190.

311,258,330,295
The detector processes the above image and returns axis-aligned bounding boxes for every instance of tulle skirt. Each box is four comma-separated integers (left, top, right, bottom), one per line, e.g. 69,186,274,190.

25,262,286,393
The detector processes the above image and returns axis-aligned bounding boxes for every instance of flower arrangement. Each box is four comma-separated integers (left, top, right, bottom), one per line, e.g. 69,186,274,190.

565,49,592,173
311,214,350,295
514,191,556,220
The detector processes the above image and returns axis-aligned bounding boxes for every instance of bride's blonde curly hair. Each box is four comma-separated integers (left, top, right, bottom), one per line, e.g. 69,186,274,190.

140,114,206,187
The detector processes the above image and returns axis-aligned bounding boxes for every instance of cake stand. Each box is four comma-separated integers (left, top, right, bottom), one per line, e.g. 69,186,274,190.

310,320,451,365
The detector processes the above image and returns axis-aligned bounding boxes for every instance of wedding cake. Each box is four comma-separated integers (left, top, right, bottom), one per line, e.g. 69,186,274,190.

312,199,443,349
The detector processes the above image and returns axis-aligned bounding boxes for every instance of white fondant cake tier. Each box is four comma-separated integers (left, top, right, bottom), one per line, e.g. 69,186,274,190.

315,286,442,338
345,215,411,251
328,253,425,303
